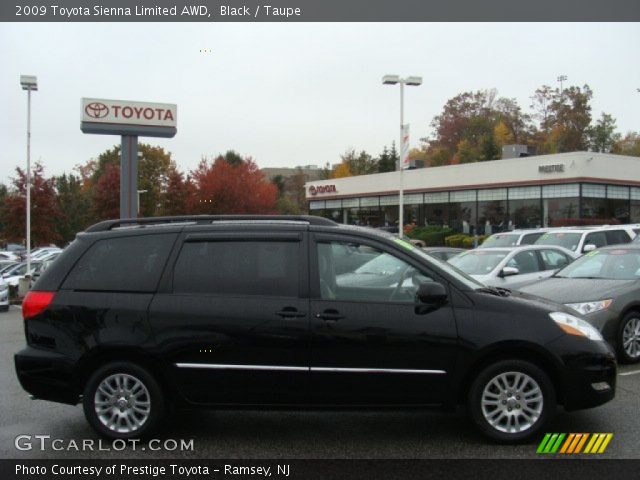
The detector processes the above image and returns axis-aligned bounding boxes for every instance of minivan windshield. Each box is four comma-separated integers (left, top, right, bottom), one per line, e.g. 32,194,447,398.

535,232,582,251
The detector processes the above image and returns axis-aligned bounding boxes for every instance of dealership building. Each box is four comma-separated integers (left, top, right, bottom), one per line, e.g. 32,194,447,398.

305,151,640,235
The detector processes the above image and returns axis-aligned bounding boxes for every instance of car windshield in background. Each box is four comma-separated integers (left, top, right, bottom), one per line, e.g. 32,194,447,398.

555,249,640,280
481,234,520,248
448,250,509,275
535,232,582,251
394,239,484,290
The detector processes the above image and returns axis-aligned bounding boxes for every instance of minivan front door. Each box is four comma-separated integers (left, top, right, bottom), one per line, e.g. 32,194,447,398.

307,234,458,406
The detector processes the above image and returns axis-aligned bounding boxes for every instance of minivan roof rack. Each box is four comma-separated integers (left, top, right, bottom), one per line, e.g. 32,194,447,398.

85,215,338,232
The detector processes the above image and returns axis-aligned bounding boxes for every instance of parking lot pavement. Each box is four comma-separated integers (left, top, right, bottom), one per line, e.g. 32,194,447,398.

2,306,639,459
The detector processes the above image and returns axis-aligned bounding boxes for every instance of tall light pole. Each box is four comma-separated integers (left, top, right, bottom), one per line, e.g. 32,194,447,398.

382,74,422,238
20,75,37,277
557,75,567,96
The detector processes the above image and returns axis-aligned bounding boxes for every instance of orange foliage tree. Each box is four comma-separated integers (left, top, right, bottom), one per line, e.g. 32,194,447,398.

188,155,277,214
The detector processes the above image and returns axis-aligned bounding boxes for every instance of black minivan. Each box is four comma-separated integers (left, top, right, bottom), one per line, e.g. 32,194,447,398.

15,216,616,442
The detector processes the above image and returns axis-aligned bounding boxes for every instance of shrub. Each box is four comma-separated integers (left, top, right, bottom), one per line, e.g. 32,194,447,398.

407,226,455,246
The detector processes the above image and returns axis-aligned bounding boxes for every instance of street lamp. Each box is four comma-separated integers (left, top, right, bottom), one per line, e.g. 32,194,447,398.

137,189,148,215
382,74,422,238
557,75,567,95
20,75,37,277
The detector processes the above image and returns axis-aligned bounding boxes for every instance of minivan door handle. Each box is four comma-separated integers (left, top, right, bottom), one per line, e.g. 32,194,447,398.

275,307,306,319
315,309,345,322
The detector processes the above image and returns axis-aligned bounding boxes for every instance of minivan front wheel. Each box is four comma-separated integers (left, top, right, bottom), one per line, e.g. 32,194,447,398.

468,360,555,443
83,362,165,439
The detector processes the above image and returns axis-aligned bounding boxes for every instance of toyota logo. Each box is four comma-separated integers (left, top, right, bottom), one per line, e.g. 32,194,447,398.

85,102,109,119
309,186,317,196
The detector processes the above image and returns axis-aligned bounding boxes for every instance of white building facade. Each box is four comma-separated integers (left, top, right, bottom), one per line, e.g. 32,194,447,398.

305,152,640,235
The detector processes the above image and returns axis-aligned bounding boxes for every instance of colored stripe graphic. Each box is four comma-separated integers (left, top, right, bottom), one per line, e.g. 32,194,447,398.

538,433,612,454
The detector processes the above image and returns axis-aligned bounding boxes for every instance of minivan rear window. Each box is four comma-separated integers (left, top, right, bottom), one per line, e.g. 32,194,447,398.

62,234,177,292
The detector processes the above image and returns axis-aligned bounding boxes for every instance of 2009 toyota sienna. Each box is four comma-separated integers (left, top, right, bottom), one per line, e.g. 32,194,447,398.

14,215,616,442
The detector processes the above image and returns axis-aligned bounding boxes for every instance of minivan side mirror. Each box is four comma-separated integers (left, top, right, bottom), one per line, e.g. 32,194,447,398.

499,266,519,277
582,244,596,253
417,282,448,304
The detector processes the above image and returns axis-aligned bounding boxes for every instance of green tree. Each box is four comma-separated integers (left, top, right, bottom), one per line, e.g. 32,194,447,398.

55,173,93,243
377,144,398,173
589,113,620,153
339,149,377,176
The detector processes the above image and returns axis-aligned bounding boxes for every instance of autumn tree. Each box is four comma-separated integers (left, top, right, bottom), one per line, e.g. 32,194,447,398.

189,154,277,214
3,163,62,247
331,162,352,178
531,84,594,153
83,144,177,217
92,163,121,220
612,132,640,157
158,167,194,216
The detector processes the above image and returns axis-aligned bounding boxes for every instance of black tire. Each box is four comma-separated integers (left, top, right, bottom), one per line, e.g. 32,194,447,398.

83,362,165,439
0,305,9,312
617,311,640,364
468,359,556,443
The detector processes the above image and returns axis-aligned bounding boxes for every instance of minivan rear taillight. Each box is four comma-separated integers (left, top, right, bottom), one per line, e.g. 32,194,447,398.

22,291,56,319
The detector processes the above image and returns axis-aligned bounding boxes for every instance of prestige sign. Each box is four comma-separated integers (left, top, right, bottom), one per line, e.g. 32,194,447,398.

82,98,177,128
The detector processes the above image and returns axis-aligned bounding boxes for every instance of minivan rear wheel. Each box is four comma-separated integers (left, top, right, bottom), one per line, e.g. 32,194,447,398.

468,359,555,443
83,362,165,439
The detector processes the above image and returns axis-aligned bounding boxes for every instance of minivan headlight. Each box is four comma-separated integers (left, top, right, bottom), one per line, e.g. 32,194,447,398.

564,299,612,316
549,311,603,341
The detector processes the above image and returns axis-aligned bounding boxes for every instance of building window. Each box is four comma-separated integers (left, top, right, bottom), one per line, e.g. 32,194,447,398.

309,201,325,210
509,198,542,229
509,186,541,200
380,195,399,206
542,184,579,198
542,184,579,227
478,200,507,235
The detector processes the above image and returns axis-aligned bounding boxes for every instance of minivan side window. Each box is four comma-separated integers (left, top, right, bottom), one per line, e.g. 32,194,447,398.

317,241,433,303
173,240,299,297
63,234,176,292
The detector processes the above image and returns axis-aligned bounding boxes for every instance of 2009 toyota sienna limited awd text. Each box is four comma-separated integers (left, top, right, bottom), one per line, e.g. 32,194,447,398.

14,215,616,442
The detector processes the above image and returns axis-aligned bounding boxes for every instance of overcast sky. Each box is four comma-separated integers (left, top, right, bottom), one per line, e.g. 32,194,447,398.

1,22,639,185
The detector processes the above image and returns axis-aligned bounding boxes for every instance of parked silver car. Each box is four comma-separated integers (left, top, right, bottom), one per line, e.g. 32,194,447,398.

448,245,579,290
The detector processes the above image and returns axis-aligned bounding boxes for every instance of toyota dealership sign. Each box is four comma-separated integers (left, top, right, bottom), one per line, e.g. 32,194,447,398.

80,96,177,219
81,98,177,128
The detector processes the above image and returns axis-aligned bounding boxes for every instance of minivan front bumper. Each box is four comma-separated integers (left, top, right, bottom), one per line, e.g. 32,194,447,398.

546,336,617,410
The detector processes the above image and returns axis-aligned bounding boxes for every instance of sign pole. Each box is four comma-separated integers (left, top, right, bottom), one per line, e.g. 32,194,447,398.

120,135,139,219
